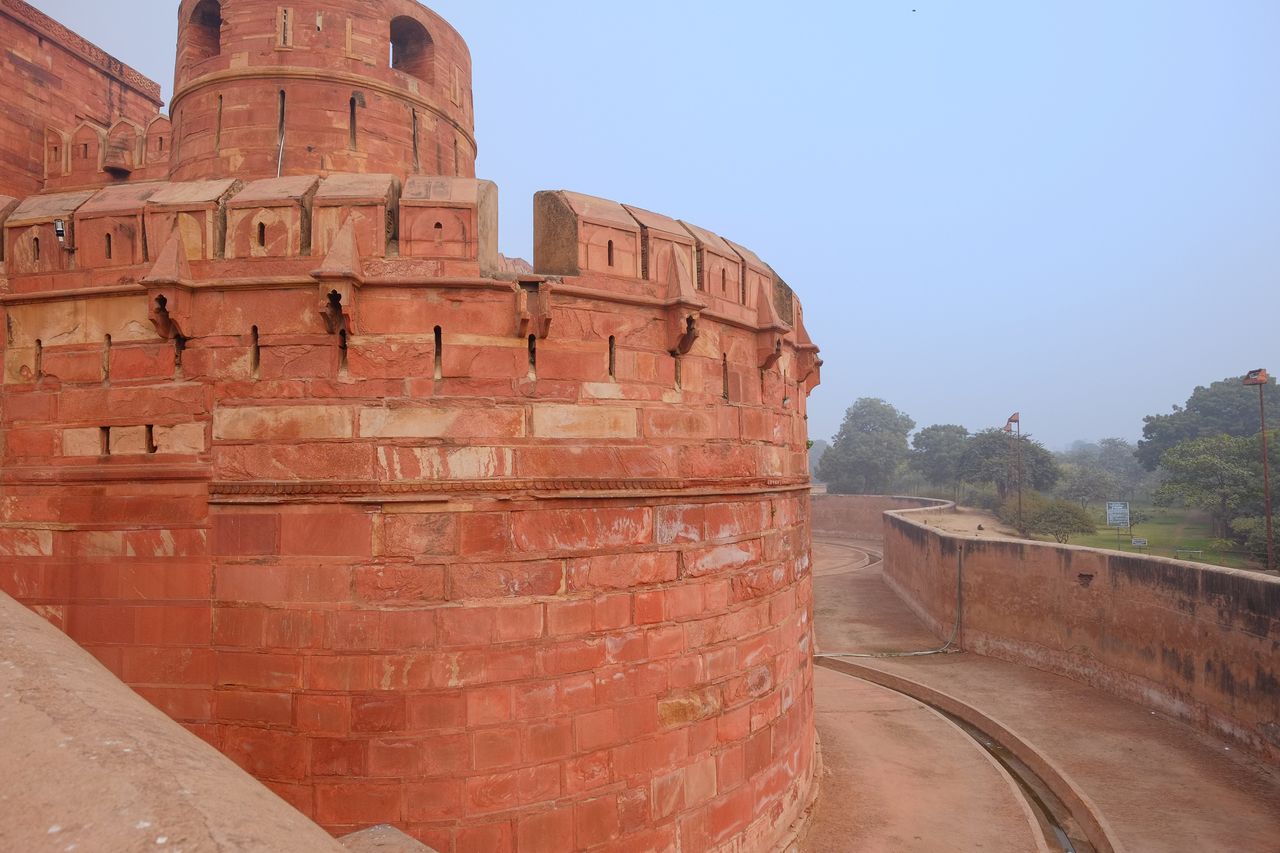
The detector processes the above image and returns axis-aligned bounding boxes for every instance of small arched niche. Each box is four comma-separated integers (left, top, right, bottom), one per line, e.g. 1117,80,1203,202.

390,16,434,84
188,0,222,62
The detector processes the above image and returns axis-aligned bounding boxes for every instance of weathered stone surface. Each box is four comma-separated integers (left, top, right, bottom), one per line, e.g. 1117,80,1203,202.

0,2,822,850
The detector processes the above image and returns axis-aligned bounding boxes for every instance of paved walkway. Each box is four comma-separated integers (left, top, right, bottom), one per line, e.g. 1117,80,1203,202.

803,536,1280,853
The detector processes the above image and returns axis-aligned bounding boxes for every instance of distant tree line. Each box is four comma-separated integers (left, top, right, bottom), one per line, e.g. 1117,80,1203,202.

1139,376,1278,556
815,398,1094,542
814,375,1278,559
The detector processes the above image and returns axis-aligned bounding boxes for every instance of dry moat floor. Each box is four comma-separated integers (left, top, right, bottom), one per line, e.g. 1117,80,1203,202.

799,536,1280,853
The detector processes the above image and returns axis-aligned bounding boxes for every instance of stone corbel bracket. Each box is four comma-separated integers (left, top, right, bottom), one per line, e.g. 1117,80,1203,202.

755,278,792,370
141,229,195,340
661,246,707,356
791,299,822,393
311,218,364,335
516,277,553,339
668,308,701,356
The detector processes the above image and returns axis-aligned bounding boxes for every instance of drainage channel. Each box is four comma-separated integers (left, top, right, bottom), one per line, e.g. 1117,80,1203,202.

816,658,1096,853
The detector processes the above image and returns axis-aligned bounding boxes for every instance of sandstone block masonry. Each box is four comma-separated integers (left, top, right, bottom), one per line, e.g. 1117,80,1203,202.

0,2,822,851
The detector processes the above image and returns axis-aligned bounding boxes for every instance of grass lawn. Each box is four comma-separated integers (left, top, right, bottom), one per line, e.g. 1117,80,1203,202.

1064,506,1254,570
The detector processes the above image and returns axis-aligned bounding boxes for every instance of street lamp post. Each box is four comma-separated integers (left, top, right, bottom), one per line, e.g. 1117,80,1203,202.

1005,413,1023,534
1244,370,1274,572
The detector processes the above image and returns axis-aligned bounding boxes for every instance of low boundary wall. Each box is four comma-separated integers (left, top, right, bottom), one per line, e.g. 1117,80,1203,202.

813,495,1280,765
810,495,947,540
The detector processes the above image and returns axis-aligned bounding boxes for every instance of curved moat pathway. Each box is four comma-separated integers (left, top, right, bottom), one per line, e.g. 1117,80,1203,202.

801,536,1280,853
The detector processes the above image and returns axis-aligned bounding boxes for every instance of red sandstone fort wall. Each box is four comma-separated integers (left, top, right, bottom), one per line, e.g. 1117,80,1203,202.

812,496,1280,766
0,0,166,198
0,4,821,850
0,178,820,852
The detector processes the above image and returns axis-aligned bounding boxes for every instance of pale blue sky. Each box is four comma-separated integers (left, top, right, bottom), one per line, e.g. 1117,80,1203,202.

31,1,1280,448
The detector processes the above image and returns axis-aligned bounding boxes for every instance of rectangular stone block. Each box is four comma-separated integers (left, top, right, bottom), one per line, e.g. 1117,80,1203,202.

532,405,638,439
62,427,104,457
153,423,207,454
359,406,525,439
213,405,354,441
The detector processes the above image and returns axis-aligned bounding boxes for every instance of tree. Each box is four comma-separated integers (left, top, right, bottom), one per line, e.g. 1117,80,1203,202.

1057,462,1118,509
1028,499,1098,544
1060,437,1151,501
958,428,1060,501
818,399,915,495
1137,376,1280,470
1154,433,1274,538
911,424,970,499
808,440,830,481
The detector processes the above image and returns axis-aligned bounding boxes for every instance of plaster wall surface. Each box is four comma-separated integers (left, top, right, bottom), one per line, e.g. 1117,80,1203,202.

0,3,820,850
812,496,1280,766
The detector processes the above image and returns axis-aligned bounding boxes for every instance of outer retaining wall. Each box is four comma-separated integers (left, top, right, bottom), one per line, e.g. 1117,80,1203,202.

809,495,947,540
813,496,1280,765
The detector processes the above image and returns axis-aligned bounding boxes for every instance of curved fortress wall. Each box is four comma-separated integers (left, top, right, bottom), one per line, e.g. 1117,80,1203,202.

0,2,821,850
813,497,1280,766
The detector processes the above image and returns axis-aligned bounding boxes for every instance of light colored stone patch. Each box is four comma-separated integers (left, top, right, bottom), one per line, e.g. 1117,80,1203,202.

532,405,637,439
581,382,624,400
760,446,786,477
62,427,104,457
360,407,524,439
154,423,207,454
0,528,53,557
214,406,354,441
109,426,148,455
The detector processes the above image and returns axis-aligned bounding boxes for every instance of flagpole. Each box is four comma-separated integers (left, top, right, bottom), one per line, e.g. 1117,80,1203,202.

1017,418,1024,535
1244,370,1274,572
1260,382,1274,572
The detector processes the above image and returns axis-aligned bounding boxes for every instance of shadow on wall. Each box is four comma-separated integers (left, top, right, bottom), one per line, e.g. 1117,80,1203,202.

813,495,1280,766
0,591,435,853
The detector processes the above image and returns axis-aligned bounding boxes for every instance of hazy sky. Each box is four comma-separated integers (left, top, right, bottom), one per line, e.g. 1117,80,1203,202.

31,1,1280,449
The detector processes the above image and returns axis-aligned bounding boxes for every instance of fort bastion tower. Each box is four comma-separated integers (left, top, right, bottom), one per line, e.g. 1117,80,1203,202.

0,0,821,850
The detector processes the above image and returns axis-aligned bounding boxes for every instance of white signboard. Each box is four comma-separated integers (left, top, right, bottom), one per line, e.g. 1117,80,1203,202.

1131,538,1149,548
1106,502,1130,528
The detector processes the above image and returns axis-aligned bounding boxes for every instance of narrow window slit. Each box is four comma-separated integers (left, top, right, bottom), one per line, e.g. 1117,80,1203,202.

100,427,111,456
607,240,615,267
349,96,357,149
433,326,443,380
608,336,616,380
258,222,267,247
215,95,223,151
174,335,187,378
722,354,730,400
145,425,157,454
527,335,537,378
338,329,349,374
34,339,43,379
105,233,112,260
102,335,112,382
674,355,682,390
411,109,420,172
250,326,260,379
32,237,40,261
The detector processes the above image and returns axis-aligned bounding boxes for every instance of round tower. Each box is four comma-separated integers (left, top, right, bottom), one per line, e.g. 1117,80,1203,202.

170,0,475,181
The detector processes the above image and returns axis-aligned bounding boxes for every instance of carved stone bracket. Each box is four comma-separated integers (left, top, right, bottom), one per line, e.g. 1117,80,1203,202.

668,310,701,356
516,278,553,339
755,278,791,370
142,229,194,339
311,217,363,335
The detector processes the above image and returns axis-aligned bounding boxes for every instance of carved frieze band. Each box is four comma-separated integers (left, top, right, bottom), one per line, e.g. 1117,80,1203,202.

0,0,162,102
209,476,812,501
